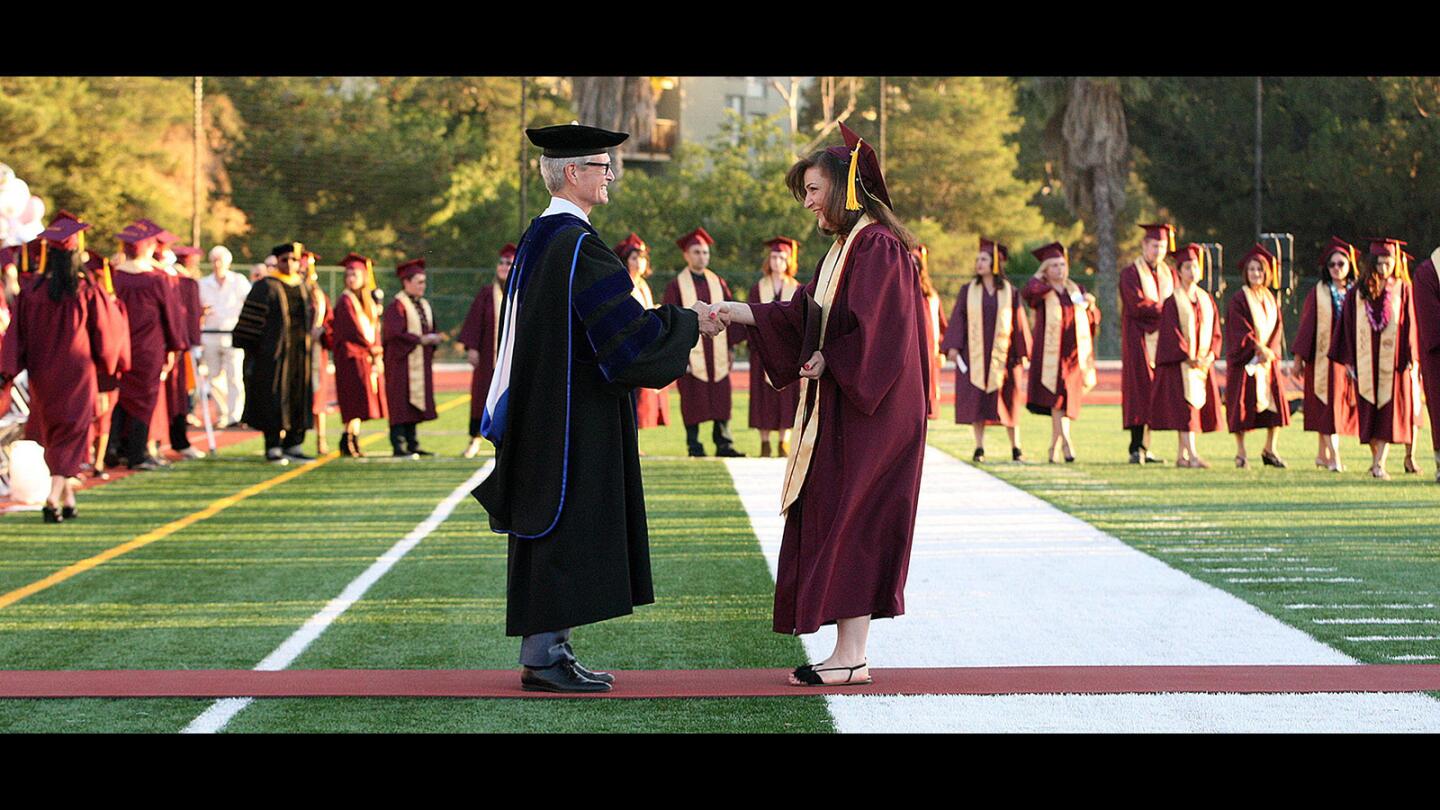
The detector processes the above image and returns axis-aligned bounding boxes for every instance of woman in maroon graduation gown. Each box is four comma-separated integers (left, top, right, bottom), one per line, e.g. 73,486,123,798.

1412,246,1440,483
748,236,802,457
85,254,131,478
1148,243,1223,468
913,244,948,421
615,234,672,436
1329,238,1420,479
1022,242,1100,463
720,123,929,687
458,244,512,459
941,237,1030,463
0,217,119,522
1292,237,1360,472
330,253,386,457
1225,244,1291,468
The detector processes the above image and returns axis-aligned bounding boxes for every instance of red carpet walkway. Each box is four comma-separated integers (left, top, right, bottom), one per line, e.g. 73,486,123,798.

5,665,1440,699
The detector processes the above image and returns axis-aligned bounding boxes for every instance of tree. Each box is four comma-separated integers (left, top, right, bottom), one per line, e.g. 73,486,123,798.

569,77,657,178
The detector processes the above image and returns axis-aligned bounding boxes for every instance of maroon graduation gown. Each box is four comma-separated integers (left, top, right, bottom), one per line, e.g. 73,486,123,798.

1224,288,1292,433
330,291,386,422
0,277,117,477
1119,260,1177,428
1328,281,1419,445
90,283,132,446
1022,277,1101,420
746,225,929,636
111,266,184,429
0,296,11,418
662,271,743,426
164,274,202,423
456,283,500,423
747,278,800,431
1292,282,1359,436
311,290,333,417
939,279,1031,427
382,294,437,425
1414,259,1440,452
1148,291,1223,433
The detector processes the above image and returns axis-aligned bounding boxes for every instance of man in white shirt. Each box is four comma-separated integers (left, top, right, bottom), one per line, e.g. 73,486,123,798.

198,245,252,427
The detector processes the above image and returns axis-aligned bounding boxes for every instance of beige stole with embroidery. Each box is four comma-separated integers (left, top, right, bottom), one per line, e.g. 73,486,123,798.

1312,284,1334,405
1174,288,1214,408
779,214,875,515
1134,259,1174,368
343,290,381,395
967,280,1013,393
757,274,799,389
676,269,729,382
1357,281,1401,409
1242,286,1279,413
1041,281,1096,394
395,292,433,411
631,276,655,309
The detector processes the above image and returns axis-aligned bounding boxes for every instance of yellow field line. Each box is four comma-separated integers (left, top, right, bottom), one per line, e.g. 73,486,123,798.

0,394,472,610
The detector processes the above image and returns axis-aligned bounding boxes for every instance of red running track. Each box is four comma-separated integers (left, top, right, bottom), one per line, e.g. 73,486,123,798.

4,665,1440,699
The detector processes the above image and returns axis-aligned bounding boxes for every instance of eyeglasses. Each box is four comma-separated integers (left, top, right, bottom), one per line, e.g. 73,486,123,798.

581,162,615,177
1327,260,1348,268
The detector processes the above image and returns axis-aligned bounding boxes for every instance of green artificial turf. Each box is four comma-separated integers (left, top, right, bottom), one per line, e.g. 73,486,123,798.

925,403,1440,667
0,392,833,733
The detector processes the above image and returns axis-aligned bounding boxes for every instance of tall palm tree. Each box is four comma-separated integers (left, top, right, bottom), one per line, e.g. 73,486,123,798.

1035,77,1139,357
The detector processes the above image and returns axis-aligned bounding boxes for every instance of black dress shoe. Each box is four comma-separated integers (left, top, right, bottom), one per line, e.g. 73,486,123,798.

1129,451,1142,464
521,661,611,693
572,661,614,685
687,448,707,458
42,505,63,524
410,448,435,457
1012,447,1026,462
715,446,746,458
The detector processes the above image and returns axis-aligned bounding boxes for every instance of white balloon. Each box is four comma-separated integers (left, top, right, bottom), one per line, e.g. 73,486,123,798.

19,194,44,225
0,179,27,219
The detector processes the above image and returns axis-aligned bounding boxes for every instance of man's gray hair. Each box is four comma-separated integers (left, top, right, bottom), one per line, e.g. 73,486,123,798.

539,155,580,194
209,245,233,265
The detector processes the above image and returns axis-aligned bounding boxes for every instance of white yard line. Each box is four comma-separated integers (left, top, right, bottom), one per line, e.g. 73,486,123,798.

180,461,494,734
725,447,1440,733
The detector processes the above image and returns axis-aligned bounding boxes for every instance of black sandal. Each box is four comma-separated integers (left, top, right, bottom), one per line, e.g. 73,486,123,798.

791,661,872,687
972,448,985,463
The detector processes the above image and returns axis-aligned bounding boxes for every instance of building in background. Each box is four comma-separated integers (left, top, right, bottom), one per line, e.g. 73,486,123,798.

626,77,812,166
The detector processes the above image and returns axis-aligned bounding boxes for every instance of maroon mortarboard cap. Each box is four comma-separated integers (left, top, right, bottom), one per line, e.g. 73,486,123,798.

614,233,648,260
1174,242,1206,267
525,122,628,158
1320,236,1355,266
826,122,893,212
48,209,82,226
116,222,156,244
135,219,177,243
1364,237,1406,257
173,245,203,257
979,237,1009,263
1138,223,1177,252
1239,243,1277,271
1031,242,1068,264
763,236,797,254
499,243,518,261
396,258,426,280
676,227,715,253
39,216,91,249
339,252,370,269
84,252,110,273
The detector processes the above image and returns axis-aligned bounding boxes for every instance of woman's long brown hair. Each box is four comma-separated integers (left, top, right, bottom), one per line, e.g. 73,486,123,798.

785,148,917,251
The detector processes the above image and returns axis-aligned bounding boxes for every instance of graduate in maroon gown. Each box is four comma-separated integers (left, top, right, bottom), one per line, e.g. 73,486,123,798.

662,227,745,457
84,253,130,478
940,237,1031,463
1329,238,1420,479
1225,244,1291,468
1292,237,1360,472
617,233,671,434
1413,246,1440,483
913,244,948,422
458,244,513,459
107,222,184,470
383,258,440,457
1023,242,1101,463
0,216,119,522
166,246,206,459
1119,223,1179,464
331,253,386,457
142,222,191,463
721,123,928,687
748,236,802,457
1148,243,1223,468
300,250,334,455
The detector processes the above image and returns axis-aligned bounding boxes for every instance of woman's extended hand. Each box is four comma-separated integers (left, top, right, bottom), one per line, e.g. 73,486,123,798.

800,351,825,379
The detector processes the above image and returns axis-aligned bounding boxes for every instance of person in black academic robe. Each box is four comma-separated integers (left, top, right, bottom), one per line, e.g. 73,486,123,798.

233,242,313,463
475,124,701,692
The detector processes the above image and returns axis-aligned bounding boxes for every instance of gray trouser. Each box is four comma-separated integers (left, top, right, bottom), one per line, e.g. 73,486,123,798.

519,628,575,668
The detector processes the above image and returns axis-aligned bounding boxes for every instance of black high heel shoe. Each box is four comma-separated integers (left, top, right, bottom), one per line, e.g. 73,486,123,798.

1261,450,1287,469
61,505,77,521
42,505,63,524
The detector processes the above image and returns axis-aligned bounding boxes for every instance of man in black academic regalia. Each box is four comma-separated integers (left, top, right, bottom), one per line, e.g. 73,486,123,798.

475,123,721,692
233,242,315,464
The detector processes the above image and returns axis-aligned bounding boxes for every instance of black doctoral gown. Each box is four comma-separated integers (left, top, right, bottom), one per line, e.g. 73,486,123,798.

475,213,699,637
233,275,313,434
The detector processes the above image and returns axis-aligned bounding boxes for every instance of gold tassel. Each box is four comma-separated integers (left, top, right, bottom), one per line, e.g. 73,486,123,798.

1168,228,1175,253
38,241,47,275
845,140,863,212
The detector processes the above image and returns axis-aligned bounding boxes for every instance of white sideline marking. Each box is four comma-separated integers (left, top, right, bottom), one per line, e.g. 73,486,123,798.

724,447,1440,733
1346,636,1440,642
180,461,494,734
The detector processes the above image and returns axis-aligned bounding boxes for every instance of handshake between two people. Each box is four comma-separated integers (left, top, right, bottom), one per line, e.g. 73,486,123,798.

688,300,826,379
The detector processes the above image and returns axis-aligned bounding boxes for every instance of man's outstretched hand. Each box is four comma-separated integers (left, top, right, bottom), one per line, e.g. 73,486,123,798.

693,301,725,337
